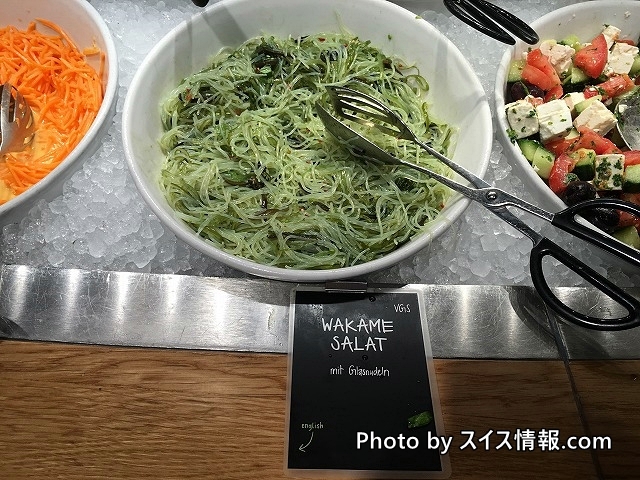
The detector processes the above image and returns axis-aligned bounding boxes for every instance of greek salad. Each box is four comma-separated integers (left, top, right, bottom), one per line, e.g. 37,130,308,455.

504,24,640,249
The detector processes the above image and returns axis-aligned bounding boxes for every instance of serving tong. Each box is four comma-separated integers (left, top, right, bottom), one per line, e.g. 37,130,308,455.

0,83,35,156
316,85,640,331
443,0,538,45
189,0,538,45
615,88,640,150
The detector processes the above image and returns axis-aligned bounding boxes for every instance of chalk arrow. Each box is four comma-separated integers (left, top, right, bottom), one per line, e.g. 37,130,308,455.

299,431,314,452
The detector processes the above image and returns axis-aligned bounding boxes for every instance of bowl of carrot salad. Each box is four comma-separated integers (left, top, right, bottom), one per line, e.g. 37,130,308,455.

0,0,118,225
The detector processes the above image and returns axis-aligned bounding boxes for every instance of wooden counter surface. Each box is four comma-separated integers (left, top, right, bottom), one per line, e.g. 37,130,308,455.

0,341,637,479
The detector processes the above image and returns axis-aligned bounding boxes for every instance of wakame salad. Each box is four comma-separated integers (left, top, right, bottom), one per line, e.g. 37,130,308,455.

159,33,455,269
504,24,640,249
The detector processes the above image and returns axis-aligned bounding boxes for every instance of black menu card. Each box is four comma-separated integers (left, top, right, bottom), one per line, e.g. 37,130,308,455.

286,286,449,478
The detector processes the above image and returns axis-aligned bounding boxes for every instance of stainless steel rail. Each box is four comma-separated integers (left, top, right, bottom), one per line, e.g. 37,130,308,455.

1,265,638,359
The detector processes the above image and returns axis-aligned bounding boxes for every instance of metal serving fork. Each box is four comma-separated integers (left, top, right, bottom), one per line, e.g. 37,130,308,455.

316,85,640,331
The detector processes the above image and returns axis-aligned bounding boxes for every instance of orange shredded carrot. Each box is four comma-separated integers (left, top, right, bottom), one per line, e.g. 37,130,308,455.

0,19,104,205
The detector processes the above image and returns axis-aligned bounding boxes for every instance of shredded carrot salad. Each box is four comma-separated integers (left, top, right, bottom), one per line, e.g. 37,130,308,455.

0,19,104,205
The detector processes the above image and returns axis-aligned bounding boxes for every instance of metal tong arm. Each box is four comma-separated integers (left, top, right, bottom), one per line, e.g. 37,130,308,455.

325,86,491,191
322,85,640,269
344,88,640,272
472,190,640,270
316,103,640,330
443,0,539,45
0,83,34,155
316,102,489,198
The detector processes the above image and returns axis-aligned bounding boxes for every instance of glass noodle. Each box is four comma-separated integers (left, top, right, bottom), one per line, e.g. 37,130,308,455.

159,33,455,269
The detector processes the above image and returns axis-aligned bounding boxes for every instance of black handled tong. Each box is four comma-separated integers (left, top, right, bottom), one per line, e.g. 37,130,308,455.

443,0,539,45
190,0,539,46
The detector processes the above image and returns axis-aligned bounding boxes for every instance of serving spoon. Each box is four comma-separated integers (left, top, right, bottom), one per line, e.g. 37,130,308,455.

615,88,640,150
0,83,35,156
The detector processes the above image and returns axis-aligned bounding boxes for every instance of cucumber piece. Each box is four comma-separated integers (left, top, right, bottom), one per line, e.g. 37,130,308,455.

613,225,640,249
517,138,543,163
559,34,582,51
563,92,586,114
570,148,597,180
630,55,640,76
516,139,555,179
570,66,589,84
508,59,526,83
623,164,640,193
575,95,602,114
532,147,555,179
565,128,580,140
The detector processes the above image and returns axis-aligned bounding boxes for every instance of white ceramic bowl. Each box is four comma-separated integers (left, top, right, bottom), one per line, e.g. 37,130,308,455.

123,0,492,282
495,0,640,212
0,0,118,226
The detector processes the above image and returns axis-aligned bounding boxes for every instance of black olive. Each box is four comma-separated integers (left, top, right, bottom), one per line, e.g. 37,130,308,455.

508,82,528,102
507,82,545,103
528,84,545,99
561,181,597,206
584,208,620,233
191,0,209,6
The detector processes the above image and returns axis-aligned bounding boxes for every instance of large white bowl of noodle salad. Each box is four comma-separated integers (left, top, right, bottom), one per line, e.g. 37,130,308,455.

123,0,492,282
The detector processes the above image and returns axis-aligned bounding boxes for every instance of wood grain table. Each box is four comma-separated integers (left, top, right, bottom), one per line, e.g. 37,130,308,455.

1,340,637,479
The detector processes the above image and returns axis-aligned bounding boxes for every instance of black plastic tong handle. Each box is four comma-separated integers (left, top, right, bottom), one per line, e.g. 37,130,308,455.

530,237,640,331
443,0,539,45
552,198,640,269
528,198,640,330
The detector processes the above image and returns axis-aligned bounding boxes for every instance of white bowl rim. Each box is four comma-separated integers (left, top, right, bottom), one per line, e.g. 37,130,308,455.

123,0,492,282
494,0,640,213
0,0,119,220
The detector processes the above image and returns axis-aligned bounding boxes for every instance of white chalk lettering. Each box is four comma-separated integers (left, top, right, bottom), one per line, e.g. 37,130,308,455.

301,422,324,431
348,365,390,377
330,335,388,352
394,303,411,313
321,317,393,334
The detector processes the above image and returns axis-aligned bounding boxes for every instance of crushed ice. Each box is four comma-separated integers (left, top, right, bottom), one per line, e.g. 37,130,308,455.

1,0,638,288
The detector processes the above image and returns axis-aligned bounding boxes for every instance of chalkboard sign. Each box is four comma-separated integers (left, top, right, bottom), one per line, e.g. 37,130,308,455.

286,286,450,478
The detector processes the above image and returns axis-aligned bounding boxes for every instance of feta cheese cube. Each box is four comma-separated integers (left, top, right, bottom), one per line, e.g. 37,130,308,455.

536,99,573,143
594,153,625,190
563,92,586,115
505,99,539,139
604,42,639,76
540,40,576,75
573,100,617,136
602,25,621,49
